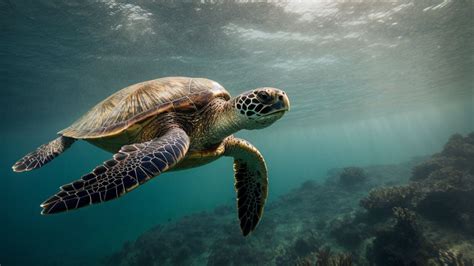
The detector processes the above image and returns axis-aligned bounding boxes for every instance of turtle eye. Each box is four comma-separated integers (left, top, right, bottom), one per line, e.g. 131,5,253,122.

257,91,272,104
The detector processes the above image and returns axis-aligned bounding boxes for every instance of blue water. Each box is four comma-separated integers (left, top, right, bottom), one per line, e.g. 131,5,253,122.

1,0,472,265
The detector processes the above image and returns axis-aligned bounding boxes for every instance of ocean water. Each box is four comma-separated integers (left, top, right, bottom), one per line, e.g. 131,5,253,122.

1,0,473,265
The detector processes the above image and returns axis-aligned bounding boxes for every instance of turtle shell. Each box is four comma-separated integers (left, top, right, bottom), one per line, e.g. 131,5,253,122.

59,77,230,139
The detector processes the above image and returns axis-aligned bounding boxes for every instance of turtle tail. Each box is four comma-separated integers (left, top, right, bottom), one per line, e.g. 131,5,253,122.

12,136,76,172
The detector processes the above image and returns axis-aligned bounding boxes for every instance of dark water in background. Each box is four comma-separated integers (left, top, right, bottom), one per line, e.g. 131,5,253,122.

1,0,472,265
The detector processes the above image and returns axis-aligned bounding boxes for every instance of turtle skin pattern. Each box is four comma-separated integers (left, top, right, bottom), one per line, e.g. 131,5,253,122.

12,136,76,172
41,128,189,214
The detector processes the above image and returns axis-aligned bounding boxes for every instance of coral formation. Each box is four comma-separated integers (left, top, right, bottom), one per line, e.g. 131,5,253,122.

412,133,474,183
104,132,474,266
329,212,368,249
296,247,353,266
338,167,368,188
367,207,436,266
361,132,474,233
360,185,420,217
436,250,474,266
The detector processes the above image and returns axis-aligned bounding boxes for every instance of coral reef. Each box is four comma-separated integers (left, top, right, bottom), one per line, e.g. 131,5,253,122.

360,185,420,217
361,132,474,234
104,132,474,266
329,212,368,249
435,250,474,266
338,167,368,188
367,207,436,266
412,133,474,184
296,247,353,266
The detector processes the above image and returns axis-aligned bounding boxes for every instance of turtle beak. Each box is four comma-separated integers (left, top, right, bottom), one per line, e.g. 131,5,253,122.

281,92,290,112
271,91,290,113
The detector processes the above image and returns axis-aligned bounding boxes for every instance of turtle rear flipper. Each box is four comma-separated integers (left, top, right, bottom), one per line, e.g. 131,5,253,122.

12,136,76,172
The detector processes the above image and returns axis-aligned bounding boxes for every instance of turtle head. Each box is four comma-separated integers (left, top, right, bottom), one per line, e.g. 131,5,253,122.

233,87,290,129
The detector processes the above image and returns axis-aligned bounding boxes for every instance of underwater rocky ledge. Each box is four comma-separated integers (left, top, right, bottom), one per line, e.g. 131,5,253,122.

104,132,474,266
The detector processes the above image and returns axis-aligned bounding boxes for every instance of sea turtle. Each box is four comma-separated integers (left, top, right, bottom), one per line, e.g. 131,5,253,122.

12,76,290,236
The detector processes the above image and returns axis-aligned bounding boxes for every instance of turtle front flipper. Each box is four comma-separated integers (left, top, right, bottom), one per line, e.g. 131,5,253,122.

12,136,76,172
224,137,268,236
40,127,190,214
